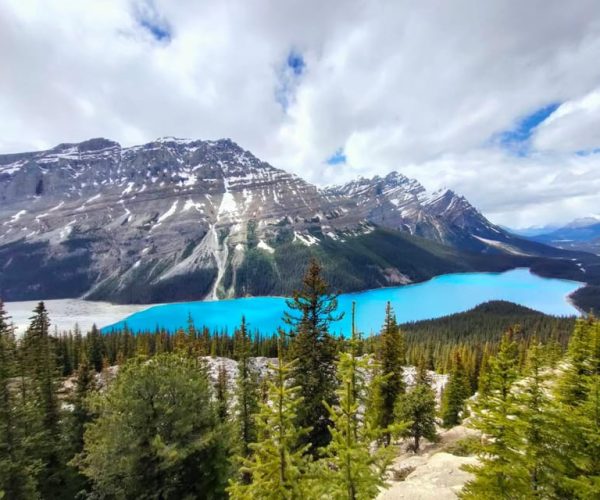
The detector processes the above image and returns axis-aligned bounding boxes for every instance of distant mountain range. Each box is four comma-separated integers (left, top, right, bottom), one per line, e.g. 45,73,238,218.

515,217,600,255
1,137,599,310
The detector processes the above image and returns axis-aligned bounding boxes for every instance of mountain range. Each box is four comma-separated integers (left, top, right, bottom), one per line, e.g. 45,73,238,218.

1,137,599,310
520,218,600,255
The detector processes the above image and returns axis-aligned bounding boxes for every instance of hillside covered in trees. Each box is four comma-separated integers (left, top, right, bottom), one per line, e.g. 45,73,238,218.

1,262,598,499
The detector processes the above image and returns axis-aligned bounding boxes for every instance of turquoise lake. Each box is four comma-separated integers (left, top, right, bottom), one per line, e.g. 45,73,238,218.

102,268,583,335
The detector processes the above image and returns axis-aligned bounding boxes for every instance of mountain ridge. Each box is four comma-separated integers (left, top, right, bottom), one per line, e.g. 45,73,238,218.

1,137,598,308
524,217,600,255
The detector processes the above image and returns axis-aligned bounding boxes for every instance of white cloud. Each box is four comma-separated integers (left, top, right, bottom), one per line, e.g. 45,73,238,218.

1,0,600,227
532,88,600,152
397,149,600,228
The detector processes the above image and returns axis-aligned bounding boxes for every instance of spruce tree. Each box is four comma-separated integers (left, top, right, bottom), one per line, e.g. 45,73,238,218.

440,350,471,428
73,324,83,370
556,318,596,406
396,368,438,452
553,318,600,497
542,330,563,368
20,301,66,498
216,362,230,423
58,333,73,376
77,353,231,498
316,303,396,499
70,359,97,454
0,301,40,498
477,347,491,397
372,302,405,446
87,324,104,373
234,317,259,463
462,328,527,499
563,372,600,498
513,341,557,498
62,358,98,498
285,258,342,452
228,334,312,499
173,327,189,354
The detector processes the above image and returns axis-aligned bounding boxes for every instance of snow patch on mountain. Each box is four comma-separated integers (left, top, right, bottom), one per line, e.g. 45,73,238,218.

474,236,531,256
257,240,275,253
182,198,204,213
3,210,27,225
294,231,319,246
157,200,179,223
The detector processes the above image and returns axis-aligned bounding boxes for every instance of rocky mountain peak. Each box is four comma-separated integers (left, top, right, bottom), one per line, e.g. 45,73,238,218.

0,136,557,304
77,137,121,152
565,216,600,229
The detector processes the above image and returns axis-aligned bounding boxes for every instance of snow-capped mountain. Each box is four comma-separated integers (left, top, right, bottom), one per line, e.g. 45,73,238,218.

0,137,586,304
526,217,600,255
324,171,506,249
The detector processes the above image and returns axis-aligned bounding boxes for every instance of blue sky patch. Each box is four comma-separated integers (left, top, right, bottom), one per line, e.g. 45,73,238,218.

495,102,560,155
287,51,305,75
326,148,347,165
576,148,600,157
275,50,306,111
135,1,171,43
139,18,171,42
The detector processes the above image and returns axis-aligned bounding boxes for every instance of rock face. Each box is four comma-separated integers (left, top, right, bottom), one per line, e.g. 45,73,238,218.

379,425,480,500
0,137,570,303
325,172,499,250
380,452,478,500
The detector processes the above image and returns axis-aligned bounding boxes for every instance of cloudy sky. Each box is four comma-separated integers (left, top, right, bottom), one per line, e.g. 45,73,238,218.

1,0,600,228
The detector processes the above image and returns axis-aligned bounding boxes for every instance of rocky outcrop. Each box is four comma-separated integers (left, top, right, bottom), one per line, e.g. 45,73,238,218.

381,452,478,499
380,425,480,500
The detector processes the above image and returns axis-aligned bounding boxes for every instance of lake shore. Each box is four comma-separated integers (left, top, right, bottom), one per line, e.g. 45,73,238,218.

3,299,152,334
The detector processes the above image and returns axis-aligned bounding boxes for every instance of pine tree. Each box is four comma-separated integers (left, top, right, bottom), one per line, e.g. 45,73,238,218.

62,358,98,498
228,334,312,499
372,302,405,445
87,324,104,373
73,324,83,370
462,328,527,499
173,327,190,354
542,330,563,368
513,341,557,498
69,359,97,454
477,347,491,397
187,312,197,341
316,303,397,499
563,372,600,498
20,301,66,498
77,353,231,498
415,357,431,386
216,362,230,422
285,258,342,452
556,318,596,406
440,350,471,428
553,318,600,497
234,317,259,464
0,300,40,498
396,366,438,452
58,333,73,376
187,312,204,355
